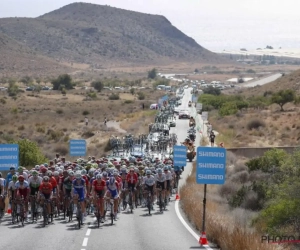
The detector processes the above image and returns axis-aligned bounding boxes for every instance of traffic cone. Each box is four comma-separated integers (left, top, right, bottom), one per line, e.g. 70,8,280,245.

175,193,180,200
199,232,209,245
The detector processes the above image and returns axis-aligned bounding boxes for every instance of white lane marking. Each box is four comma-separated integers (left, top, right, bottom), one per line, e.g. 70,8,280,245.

175,193,214,250
86,228,91,236
82,238,88,247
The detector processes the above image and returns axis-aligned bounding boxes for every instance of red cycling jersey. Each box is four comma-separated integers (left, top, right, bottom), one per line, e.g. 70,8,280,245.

39,182,53,194
49,177,57,188
126,173,138,184
92,179,106,191
82,175,89,186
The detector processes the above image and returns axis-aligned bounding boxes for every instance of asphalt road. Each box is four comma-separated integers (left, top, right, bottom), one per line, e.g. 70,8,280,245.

242,73,283,88
0,88,208,250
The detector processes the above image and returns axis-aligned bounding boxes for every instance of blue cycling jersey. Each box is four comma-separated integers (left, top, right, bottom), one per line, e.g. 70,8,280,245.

72,179,85,189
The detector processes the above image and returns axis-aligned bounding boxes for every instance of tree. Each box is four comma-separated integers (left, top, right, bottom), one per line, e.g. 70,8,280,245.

91,80,104,92
7,81,19,97
11,139,48,167
51,74,74,90
271,89,295,111
148,68,157,79
203,86,221,96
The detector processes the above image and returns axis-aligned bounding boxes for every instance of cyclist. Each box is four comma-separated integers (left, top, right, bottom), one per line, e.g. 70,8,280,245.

164,166,172,201
15,175,29,220
28,170,43,206
7,175,18,217
105,176,119,220
156,168,167,205
5,166,16,193
72,172,87,221
91,174,106,223
63,171,74,216
48,171,58,214
0,172,5,214
38,176,53,219
126,167,138,209
143,170,156,209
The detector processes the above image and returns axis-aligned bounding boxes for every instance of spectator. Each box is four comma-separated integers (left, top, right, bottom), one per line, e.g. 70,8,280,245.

85,117,89,126
209,131,215,147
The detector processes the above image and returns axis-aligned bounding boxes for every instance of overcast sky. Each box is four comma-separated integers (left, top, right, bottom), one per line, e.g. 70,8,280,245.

1,0,298,19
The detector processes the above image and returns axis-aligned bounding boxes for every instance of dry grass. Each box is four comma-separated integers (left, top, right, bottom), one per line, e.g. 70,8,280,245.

0,88,162,158
208,104,300,147
180,163,288,250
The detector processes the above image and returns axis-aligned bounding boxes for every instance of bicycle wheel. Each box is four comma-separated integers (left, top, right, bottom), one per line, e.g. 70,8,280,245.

110,202,114,225
147,195,151,215
77,204,82,228
122,196,127,211
31,200,36,222
43,203,48,227
11,205,17,224
96,208,100,228
129,192,133,213
68,201,73,222
159,193,163,213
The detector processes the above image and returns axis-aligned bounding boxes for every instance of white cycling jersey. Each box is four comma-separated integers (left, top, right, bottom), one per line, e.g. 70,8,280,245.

8,181,17,190
15,180,29,189
164,171,172,180
143,175,156,186
0,178,5,187
28,176,43,188
155,173,166,182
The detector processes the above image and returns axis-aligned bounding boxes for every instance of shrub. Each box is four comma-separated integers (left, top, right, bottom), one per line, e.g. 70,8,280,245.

247,119,265,130
47,129,64,141
82,110,90,116
108,93,120,100
0,99,6,104
124,100,134,104
203,86,221,95
56,109,64,114
18,125,25,131
87,91,97,99
36,127,46,133
11,139,48,167
219,101,238,116
51,74,74,90
137,92,145,100
82,130,95,139
54,145,69,155
91,80,103,92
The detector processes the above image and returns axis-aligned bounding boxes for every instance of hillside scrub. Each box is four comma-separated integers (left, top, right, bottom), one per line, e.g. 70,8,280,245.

221,149,300,240
180,160,287,250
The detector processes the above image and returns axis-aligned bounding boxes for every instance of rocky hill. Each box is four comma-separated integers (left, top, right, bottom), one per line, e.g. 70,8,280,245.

0,2,222,66
0,32,71,77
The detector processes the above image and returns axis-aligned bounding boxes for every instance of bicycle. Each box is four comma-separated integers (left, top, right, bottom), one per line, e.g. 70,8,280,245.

105,197,114,225
11,199,18,224
76,200,83,229
94,196,102,228
146,189,152,215
128,189,133,213
42,197,50,227
64,196,74,222
30,195,39,222
121,190,128,211
17,197,26,226
158,188,165,213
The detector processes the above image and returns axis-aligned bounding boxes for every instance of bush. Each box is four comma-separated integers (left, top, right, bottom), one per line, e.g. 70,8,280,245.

247,119,265,130
87,91,97,99
36,127,46,133
91,80,103,92
219,101,238,116
18,125,25,131
82,110,90,116
124,100,134,104
56,109,64,114
54,145,69,155
203,86,221,95
148,68,157,79
0,99,6,104
108,93,120,100
82,130,95,139
47,129,64,141
51,74,74,90
11,139,48,167
137,92,145,100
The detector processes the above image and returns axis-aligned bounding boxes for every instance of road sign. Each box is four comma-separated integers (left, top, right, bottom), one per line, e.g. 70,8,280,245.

0,144,19,171
69,140,87,157
173,145,187,167
201,111,208,121
196,147,226,184
196,103,203,110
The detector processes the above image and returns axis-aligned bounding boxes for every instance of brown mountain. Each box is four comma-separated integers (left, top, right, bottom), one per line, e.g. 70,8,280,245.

0,32,71,77
0,2,223,66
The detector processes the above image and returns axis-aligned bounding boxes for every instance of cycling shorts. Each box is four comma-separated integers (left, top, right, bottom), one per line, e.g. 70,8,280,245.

64,189,72,197
74,188,85,202
42,193,51,200
156,181,165,190
145,185,154,195
166,180,171,190
128,183,135,192
108,189,118,199
95,190,105,198
30,186,39,196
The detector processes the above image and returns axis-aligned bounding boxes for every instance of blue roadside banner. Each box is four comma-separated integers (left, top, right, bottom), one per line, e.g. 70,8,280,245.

69,140,87,157
196,147,226,184
0,144,19,171
173,145,187,167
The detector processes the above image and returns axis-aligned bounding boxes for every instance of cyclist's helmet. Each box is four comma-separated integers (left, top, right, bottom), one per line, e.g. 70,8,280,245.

163,166,169,171
81,169,87,176
12,175,18,182
146,170,151,175
41,167,47,173
32,170,38,176
157,168,163,174
102,171,108,178
47,170,53,177
96,174,102,180
113,171,119,176
109,177,115,185
69,171,75,177
43,176,49,182
75,172,82,179
18,175,25,181
53,171,59,176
